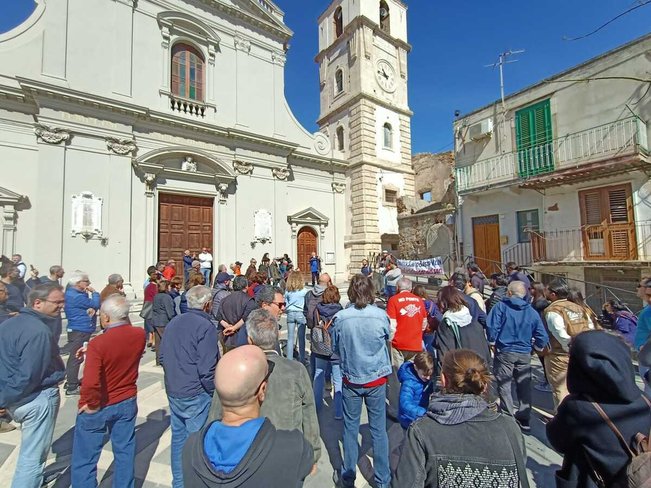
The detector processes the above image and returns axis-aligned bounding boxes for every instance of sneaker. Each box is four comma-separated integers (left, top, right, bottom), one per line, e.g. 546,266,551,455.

516,418,531,433
65,387,80,396
0,421,16,433
534,381,553,393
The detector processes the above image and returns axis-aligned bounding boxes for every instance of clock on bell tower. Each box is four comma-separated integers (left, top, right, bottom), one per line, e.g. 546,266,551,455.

316,0,416,273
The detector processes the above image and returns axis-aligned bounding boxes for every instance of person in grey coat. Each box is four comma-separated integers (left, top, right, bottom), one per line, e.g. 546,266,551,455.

153,280,176,365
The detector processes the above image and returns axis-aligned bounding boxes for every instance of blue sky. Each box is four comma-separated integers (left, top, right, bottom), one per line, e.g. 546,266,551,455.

2,0,650,153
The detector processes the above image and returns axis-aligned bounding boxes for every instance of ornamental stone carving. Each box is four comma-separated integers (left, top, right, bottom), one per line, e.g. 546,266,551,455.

234,35,251,53
106,137,137,155
34,124,70,145
331,182,346,193
233,160,253,175
271,167,290,181
271,51,286,66
313,132,330,156
144,173,158,196
181,156,197,172
216,182,229,204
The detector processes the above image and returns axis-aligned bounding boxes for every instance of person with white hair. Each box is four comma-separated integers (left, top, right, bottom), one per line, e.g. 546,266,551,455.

63,271,100,396
159,285,219,488
487,280,550,432
70,294,145,487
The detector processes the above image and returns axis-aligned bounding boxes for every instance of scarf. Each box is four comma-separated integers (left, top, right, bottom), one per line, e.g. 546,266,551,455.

427,393,488,425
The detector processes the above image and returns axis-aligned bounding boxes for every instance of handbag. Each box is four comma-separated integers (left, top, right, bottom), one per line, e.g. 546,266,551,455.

139,301,153,320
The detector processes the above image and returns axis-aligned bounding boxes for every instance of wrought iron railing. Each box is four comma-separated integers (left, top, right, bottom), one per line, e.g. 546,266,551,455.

455,116,648,192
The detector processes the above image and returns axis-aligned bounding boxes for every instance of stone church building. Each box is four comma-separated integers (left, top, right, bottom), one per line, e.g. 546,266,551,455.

0,0,414,291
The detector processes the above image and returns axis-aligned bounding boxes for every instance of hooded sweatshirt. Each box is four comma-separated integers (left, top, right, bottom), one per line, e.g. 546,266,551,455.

303,284,326,329
314,301,344,361
547,331,651,488
182,418,313,488
486,296,549,354
436,307,491,365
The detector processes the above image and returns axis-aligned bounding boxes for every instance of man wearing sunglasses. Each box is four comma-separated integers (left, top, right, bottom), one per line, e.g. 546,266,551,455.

183,345,314,487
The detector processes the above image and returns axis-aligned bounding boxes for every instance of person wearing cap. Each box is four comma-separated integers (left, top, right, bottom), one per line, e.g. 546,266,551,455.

212,272,233,320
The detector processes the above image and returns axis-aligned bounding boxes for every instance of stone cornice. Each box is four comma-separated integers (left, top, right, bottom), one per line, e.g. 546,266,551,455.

317,92,413,126
315,16,412,63
347,160,415,175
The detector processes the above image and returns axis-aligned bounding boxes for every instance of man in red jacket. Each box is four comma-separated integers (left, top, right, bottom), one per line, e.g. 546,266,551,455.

70,294,145,487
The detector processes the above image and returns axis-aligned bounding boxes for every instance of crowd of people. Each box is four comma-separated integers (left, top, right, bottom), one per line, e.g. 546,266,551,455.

0,251,650,488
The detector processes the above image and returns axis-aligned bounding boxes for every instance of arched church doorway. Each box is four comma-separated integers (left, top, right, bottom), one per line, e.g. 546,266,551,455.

297,226,318,278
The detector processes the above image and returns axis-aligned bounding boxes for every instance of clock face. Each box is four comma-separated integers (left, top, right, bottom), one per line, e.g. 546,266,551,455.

375,60,397,93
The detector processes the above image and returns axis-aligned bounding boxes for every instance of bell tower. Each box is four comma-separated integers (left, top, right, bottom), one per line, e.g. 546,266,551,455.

316,0,415,272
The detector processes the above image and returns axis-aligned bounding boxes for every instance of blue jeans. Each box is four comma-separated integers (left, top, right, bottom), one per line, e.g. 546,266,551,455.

342,383,390,488
71,397,137,488
314,357,343,418
168,392,212,488
8,387,60,488
385,285,396,299
286,311,307,363
201,268,211,285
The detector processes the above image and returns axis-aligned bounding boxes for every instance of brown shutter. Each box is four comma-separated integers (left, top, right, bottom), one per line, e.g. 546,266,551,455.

607,187,630,223
580,190,603,226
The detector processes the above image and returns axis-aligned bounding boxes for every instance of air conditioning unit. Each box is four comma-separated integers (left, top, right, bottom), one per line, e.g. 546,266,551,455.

468,118,493,141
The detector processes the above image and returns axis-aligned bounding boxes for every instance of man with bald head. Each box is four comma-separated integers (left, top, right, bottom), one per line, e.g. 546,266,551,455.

487,280,549,432
183,345,314,487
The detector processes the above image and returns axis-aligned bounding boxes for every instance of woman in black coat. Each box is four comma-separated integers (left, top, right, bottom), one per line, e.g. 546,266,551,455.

547,331,651,487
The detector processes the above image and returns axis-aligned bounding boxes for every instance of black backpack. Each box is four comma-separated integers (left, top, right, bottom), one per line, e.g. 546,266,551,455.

311,309,334,357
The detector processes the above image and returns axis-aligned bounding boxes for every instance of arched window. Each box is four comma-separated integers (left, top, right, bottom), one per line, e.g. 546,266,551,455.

334,6,343,38
383,122,393,149
379,1,390,34
171,43,205,101
335,69,344,94
336,126,345,151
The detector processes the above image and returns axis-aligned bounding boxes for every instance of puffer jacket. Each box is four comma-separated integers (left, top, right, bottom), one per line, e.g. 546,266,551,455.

64,286,100,333
397,361,433,429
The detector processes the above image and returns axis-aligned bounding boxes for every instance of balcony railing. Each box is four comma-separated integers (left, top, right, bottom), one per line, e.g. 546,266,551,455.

169,94,206,118
527,220,651,263
455,116,648,193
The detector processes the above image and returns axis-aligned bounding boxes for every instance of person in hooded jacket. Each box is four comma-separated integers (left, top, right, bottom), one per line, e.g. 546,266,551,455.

182,345,313,488
397,352,435,429
393,349,529,488
485,273,508,313
487,281,549,431
450,273,487,328
312,285,344,419
547,330,651,488
435,286,491,367
602,300,637,348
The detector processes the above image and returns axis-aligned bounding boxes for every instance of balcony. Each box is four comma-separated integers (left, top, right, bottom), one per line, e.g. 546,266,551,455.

455,116,649,194
525,221,651,264
169,93,207,118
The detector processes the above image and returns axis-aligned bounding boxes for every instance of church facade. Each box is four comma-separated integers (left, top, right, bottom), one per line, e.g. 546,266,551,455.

0,0,413,292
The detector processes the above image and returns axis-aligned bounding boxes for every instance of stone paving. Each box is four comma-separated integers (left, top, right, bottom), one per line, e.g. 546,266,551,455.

0,312,569,487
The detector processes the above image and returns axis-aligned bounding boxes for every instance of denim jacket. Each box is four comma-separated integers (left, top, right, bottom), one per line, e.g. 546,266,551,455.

332,304,392,384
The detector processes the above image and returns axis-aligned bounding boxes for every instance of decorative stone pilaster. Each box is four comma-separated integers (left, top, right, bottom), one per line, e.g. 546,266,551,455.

34,124,70,145
319,224,326,240
216,182,229,204
233,160,253,175
331,182,346,193
271,167,290,181
2,207,17,256
234,35,251,53
144,173,158,196
271,51,286,66
106,137,137,155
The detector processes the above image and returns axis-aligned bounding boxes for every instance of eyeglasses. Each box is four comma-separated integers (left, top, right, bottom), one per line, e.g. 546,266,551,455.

272,301,286,309
255,360,275,396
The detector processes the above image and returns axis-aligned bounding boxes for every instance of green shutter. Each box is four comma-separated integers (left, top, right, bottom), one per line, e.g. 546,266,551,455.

516,99,554,178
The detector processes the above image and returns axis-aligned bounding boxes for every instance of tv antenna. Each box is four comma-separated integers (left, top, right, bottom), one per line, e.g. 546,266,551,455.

485,49,525,110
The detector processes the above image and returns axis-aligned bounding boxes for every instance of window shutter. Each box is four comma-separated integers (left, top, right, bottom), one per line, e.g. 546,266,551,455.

607,187,629,223
516,99,553,177
581,191,603,225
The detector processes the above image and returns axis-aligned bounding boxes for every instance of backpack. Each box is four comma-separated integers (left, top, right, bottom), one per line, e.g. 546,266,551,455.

311,309,334,357
588,396,651,488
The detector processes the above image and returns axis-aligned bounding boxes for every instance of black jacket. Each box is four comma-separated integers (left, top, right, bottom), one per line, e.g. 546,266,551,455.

485,286,507,312
182,418,313,488
436,307,491,367
393,401,529,488
0,308,65,408
547,331,651,487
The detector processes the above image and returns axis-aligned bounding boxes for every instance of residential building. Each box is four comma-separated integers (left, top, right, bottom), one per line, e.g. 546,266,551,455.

454,34,651,311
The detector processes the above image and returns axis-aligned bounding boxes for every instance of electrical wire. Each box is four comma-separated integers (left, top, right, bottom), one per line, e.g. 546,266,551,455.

563,0,651,41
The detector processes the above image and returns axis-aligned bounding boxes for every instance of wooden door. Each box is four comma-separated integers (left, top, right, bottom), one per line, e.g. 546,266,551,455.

297,227,318,277
579,184,636,260
158,193,214,263
472,215,501,274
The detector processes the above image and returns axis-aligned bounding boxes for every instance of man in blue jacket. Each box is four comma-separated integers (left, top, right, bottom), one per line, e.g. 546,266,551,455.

160,285,219,488
63,271,100,396
0,283,66,488
487,280,549,432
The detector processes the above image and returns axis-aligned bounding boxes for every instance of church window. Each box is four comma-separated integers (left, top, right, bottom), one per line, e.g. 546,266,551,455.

335,69,344,94
171,43,205,101
336,126,345,151
334,7,343,38
383,122,393,149
379,1,390,34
